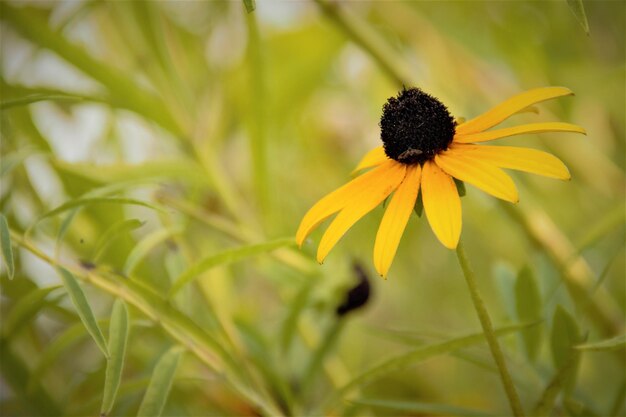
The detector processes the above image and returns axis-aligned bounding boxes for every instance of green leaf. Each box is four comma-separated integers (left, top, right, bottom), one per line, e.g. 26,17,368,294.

57,268,109,358
352,398,494,417
413,193,424,217
0,93,84,109
243,0,256,13
493,262,517,319
36,197,164,224
137,347,183,417
515,266,543,360
0,214,15,279
101,300,130,416
566,0,590,35
3,286,62,337
533,346,583,416
454,178,466,197
550,306,581,394
124,227,182,274
575,334,626,352
323,321,537,408
169,238,296,296
93,219,145,261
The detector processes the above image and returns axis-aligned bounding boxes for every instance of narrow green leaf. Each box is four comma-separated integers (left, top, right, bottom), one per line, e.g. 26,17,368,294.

243,0,256,13
413,193,424,217
352,398,494,417
0,93,84,109
280,279,315,352
137,347,183,417
493,262,517,319
101,300,130,416
575,334,626,352
37,197,164,224
124,228,181,274
3,286,62,337
0,214,15,279
169,238,296,296
324,321,537,407
550,306,581,394
533,347,582,416
93,219,145,261
57,268,109,358
566,0,590,35
454,178,466,197
515,266,543,360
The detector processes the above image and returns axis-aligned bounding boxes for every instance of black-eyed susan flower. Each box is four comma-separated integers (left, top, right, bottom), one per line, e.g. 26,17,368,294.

297,87,585,277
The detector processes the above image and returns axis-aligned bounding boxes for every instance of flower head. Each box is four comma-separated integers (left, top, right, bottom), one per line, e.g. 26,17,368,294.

297,87,585,278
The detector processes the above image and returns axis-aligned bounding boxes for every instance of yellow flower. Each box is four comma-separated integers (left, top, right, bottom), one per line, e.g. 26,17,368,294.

296,87,585,277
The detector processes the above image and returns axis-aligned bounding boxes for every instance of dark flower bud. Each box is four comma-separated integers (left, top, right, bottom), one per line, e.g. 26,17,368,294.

336,262,371,317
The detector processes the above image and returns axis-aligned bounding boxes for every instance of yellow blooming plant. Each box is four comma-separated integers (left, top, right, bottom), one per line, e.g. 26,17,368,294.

297,86,585,277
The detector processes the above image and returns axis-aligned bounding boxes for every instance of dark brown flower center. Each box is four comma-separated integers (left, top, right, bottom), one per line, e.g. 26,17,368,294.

380,88,456,164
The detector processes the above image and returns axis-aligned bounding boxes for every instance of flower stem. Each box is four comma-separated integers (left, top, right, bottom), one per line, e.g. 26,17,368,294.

456,241,525,417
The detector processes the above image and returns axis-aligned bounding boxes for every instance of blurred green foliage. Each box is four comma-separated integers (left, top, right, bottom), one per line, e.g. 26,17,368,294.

1,1,624,416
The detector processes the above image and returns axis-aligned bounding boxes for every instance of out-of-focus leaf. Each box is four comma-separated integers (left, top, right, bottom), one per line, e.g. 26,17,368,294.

101,300,130,416
169,238,296,296
0,337,62,416
325,321,537,407
352,398,494,417
53,159,211,188
0,214,15,279
0,147,43,177
243,0,256,13
28,322,89,393
550,306,581,394
515,266,543,360
137,346,183,417
124,227,181,274
57,268,109,358
3,285,62,337
280,278,315,352
575,334,626,352
493,262,517,319
0,93,84,109
93,219,145,261
36,197,164,225
566,0,590,35
533,345,583,416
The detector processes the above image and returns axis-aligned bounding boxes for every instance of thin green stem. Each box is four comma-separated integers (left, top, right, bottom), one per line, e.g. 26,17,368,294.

456,242,525,417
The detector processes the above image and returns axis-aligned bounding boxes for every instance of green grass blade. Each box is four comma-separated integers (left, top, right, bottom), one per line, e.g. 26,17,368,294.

324,321,537,408
351,398,495,417
575,334,625,352
169,238,296,296
550,306,582,395
3,286,62,337
93,219,145,261
243,0,256,13
101,300,130,416
124,228,181,274
566,0,590,35
515,267,543,360
57,267,109,358
137,347,183,417
0,214,15,279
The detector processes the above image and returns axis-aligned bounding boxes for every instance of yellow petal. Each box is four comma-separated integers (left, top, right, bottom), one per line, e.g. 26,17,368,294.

450,143,570,180
454,122,586,144
421,161,461,249
435,150,519,203
373,164,421,278
316,162,407,263
352,147,388,173
455,87,574,135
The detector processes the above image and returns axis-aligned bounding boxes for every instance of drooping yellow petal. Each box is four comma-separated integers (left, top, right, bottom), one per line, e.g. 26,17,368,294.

316,162,407,263
450,143,570,180
373,164,421,278
352,147,388,173
421,161,461,249
455,87,574,135
435,151,519,203
454,122,586,144
297,160,398,246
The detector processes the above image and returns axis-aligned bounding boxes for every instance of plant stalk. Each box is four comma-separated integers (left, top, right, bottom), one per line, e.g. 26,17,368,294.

456,241,525,417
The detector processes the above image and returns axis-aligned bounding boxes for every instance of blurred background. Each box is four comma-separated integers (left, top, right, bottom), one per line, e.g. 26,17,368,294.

1,1,624,416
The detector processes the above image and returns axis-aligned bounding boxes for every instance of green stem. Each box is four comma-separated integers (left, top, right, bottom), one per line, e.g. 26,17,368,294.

456,242,525,417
